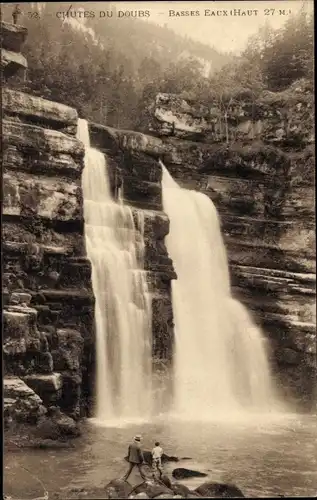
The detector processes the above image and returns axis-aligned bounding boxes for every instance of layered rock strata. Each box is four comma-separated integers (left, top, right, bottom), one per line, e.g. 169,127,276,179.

145,82,316,409
2,84,95,419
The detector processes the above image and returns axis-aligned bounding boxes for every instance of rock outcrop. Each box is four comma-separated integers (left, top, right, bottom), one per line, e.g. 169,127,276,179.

2,23,95,420
172,469,208,480
1,22,28,78
195,481,245,498
146,80,316,409
97,476,245,499
4,376,47,426
2,89,94,415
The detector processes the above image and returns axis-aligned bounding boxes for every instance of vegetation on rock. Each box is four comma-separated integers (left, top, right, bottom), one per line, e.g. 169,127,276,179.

2,4,313,132
1,2,231,130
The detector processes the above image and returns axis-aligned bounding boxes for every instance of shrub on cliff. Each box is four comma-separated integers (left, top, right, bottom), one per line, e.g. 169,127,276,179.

207,7,313,104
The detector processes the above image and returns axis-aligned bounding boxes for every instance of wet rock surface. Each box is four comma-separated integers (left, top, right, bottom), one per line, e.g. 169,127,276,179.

172,469,208,480
52,474,245,499
132,479,174,498
195,481,245,498
105,479,134,498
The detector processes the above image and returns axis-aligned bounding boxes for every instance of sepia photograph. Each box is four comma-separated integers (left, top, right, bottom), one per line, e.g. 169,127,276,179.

1,1,315,498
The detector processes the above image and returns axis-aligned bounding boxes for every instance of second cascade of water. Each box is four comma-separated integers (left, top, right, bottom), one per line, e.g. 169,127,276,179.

161,163,279,420
77,119,152,423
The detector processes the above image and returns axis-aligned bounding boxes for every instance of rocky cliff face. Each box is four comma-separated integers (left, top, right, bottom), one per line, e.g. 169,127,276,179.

2,87,96,418
2,22,95,422
3,20,315,419
145,84,316,409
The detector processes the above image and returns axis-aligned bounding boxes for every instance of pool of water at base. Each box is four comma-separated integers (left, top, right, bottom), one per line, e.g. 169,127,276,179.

4,413,317,499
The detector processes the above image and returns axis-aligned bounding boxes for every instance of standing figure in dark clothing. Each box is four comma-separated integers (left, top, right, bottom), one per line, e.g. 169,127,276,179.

12,4,22,24
122,435,146,481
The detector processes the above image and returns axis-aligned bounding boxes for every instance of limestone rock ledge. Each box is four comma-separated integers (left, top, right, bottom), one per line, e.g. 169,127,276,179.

3,88,94,418
2,88,78,134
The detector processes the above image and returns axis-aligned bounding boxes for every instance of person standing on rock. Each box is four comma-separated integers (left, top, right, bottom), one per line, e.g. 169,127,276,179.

122,435,146,482
151,441,164,479
12,4,22,24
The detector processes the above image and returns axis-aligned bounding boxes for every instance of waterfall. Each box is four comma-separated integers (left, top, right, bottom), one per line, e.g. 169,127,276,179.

161,164,278,419
77,119,152,423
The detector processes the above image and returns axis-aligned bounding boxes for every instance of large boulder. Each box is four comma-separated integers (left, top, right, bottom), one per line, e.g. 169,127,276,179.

160,475,172,489
172,469,207,480
22,372,63,406
104,479,133,499
171,483,192,497
51,328,84,371
35,405,80,439
50,328,84,418
133,480,173,499
195,481,245,498
149,93,212,141
3,375,47,425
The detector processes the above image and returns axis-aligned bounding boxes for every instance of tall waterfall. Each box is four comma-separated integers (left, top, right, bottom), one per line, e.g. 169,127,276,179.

161,164,277,419
77,119,152,423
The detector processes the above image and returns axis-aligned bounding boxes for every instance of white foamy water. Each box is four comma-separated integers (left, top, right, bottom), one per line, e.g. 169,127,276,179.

77,119,152,422
161,164,279,419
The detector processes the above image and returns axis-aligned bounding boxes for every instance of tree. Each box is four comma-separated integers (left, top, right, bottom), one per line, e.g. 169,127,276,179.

260,10,313,90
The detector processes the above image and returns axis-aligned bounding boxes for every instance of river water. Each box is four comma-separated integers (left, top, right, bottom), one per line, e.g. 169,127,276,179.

4,414,317,498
